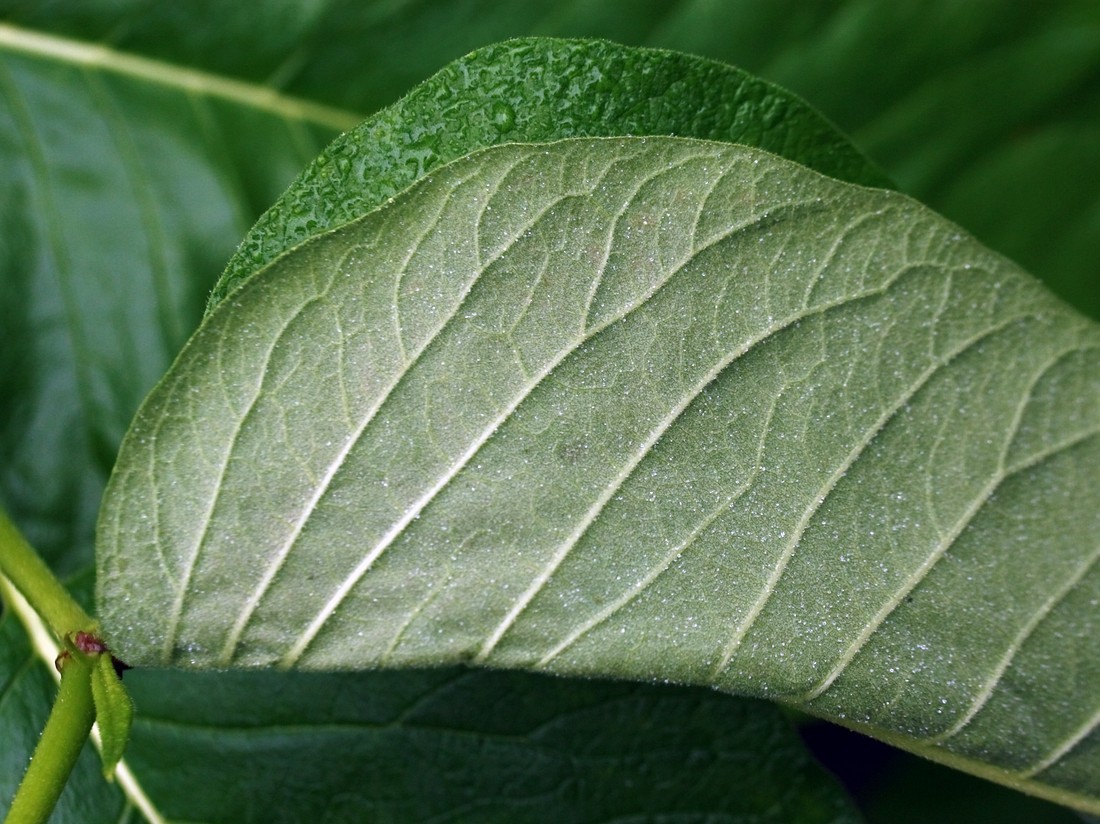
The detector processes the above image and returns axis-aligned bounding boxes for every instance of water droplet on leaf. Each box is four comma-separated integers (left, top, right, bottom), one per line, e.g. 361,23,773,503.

491,101,516,133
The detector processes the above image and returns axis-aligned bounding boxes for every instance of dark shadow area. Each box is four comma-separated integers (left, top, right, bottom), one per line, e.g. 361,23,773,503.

800,720,1084,824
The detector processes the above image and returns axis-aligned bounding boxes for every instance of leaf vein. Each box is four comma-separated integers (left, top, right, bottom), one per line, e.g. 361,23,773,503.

1020,703,1100,778
930,539,1100,743
0,22,361,131
167,290,326,659
537,391,781,666
216,164,505,662
798,318,1064,701
225,158,605,664
288,190,830,667
278,153,766,665
481,249,930,664
718,308,1036,682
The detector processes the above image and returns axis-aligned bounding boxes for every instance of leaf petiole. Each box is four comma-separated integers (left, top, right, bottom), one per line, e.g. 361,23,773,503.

3,652,96,824
0,509,96,640
1,508,135,820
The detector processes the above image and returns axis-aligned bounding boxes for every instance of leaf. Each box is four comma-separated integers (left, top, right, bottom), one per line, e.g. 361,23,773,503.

0,16,332,823
213,36,890,307
96,135,1100,814
825,7,1100,320
122,667,860,824
650,2,1100,320
89,651,133,779
1,20,861,823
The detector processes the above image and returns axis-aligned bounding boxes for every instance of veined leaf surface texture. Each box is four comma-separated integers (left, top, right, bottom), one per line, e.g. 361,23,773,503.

97,137,1100,812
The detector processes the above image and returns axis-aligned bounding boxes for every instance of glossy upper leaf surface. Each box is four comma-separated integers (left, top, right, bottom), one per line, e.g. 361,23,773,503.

98,136,1100,812
213,37,889,307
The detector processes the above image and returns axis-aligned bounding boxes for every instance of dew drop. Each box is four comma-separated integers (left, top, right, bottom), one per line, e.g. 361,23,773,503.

490,101,516,133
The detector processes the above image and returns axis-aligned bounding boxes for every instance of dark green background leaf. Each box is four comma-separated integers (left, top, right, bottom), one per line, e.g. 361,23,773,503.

123,667,859,824
0,21,339,578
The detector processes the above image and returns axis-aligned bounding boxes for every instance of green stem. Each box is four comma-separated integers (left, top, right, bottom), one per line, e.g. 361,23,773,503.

4,653,96,824
0,508,95,639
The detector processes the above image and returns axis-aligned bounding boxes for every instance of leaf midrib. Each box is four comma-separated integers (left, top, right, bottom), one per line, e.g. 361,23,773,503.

0,22,362,132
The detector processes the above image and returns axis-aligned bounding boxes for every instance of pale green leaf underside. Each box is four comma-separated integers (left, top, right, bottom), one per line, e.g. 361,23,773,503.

97,137,1100,812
